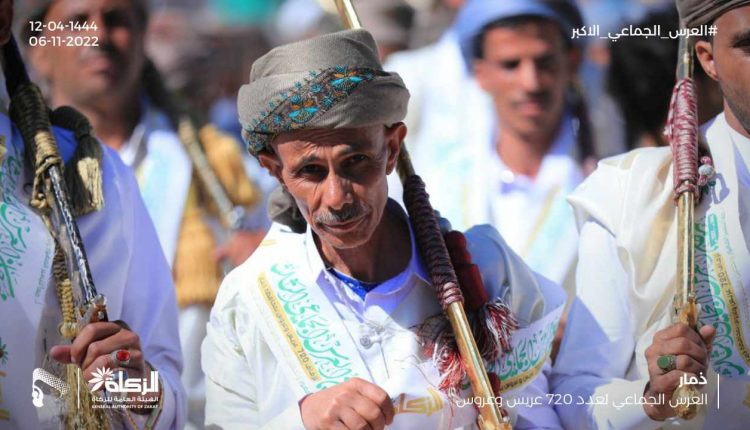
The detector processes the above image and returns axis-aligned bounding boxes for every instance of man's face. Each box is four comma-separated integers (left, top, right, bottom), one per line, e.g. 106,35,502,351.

474,20,573,141
260,125,403,250
710,6,750,135
31,0,145,104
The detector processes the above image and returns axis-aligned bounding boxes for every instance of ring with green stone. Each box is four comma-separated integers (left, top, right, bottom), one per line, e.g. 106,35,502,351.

657,354,677,372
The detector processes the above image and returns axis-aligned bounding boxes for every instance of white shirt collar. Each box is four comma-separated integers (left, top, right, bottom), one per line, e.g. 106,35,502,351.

302,200,430,319
492,110,582,193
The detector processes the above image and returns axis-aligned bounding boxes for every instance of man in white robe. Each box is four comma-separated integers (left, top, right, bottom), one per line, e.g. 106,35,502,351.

551,1,750,428
24,1,263,427
0,1,184,428
387,0,591,292
202,28,566,429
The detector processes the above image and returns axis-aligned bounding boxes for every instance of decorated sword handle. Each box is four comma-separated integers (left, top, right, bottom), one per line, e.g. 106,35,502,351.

47,165,109,339
668,36,701,421
3,36,107,338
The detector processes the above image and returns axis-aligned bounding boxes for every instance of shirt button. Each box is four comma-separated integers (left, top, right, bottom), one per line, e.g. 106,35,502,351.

360,335,372,349
500,169,515,184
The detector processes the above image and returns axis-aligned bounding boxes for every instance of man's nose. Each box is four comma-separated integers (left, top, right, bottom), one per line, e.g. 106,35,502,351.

322,171,354,210
518,60,542,92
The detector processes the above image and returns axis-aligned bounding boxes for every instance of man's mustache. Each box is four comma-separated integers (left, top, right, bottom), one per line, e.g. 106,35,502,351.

79,43,120,62
514,91,552,106
314,203,368,226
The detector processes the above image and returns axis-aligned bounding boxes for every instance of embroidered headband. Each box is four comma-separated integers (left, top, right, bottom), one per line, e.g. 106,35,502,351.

238,29,410,157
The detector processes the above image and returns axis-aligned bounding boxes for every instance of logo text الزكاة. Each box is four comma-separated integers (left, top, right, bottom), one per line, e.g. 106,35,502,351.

88,367,159,395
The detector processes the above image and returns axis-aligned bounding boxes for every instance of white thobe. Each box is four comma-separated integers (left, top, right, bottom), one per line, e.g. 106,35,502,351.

551,113,750,429
0,113,185,429
471,117,583,289
202,203,566,429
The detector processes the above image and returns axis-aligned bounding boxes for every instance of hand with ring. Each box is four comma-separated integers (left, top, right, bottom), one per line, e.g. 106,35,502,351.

656,354,677,372
643,323,715,421
49,320,157,414
112,348,132,368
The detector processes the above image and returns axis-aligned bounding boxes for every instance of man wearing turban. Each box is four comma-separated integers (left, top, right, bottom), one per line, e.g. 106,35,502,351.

551,1,750,428
202,29,566,429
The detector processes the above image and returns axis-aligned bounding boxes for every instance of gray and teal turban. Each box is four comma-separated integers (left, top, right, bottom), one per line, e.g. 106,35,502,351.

238,29,410,157
676,0,750,27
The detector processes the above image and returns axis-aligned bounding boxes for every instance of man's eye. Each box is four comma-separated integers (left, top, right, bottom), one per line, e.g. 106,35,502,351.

499,60,520,70
346,154,369,165
103,10,134,29
298,165,324,175
71,14,89,25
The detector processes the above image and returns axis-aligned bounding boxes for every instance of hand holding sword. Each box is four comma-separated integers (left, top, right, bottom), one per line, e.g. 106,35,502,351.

2,35,159,417
644,35,717,422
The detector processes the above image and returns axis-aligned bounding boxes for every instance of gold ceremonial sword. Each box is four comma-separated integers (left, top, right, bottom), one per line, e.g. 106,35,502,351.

669,36,701,420
2,36,108,334
333,1,510,428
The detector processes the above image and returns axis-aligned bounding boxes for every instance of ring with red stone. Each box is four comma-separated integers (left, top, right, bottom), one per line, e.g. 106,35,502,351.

111,349,131,367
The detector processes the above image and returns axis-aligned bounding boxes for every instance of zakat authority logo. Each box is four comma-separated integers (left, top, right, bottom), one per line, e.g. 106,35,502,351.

32,366,159,408
88,367,115,392
88,366,160,395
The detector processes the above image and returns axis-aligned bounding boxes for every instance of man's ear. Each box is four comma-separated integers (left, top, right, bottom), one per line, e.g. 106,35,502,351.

695,39,718,82
258,151,284,184
384,122,406,175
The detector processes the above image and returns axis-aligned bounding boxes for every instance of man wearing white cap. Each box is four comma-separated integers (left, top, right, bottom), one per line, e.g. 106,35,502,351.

390,0,593,301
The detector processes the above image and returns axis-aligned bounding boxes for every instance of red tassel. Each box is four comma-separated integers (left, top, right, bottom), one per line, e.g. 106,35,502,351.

445,231,489,311
418,315,465,393
444,230,517,358
415,230,519,395
444,231,470,263
457,265,489,311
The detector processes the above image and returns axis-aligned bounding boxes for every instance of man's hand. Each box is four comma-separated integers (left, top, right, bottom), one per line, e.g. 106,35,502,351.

300,377,395,430
214,229,267,267
643,323,715,421
49,321,147,381
49,321,157,413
